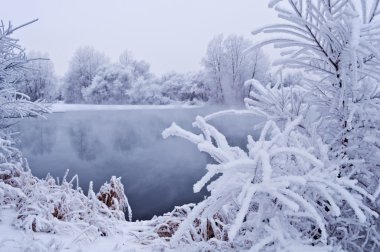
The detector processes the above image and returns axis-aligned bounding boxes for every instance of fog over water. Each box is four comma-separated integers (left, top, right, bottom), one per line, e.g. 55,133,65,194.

14,107,261,220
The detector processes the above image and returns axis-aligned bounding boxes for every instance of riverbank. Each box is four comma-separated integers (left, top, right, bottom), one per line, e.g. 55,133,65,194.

49,103,203,113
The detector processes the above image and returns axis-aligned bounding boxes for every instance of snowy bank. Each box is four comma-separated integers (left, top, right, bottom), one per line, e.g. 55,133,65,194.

49,103,203,113
0,208,168,252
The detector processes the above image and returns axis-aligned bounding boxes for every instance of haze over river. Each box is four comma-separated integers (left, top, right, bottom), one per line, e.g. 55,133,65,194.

15,107,260,220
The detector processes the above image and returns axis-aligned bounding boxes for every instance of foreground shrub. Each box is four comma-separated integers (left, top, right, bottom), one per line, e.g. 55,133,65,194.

0,138,131,237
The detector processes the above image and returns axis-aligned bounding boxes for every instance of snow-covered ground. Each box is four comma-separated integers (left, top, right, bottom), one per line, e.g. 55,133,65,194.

49,103,202,113
0,207,171,252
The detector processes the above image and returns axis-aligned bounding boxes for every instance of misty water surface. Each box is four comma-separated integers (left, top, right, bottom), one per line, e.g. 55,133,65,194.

14,107,261,220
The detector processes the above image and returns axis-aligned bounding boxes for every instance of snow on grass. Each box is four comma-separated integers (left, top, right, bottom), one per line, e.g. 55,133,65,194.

0,208,169,252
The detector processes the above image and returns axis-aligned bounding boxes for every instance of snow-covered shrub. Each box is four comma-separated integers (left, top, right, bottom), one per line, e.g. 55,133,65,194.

159,72,211,104
154,203,195,240
127,78,170,105
0,133,131,236
162,1,380,250
97,175,132,222
0,135,31,207
163,114,379,251
3,163,131,236
253,0,380,177
0,131,131,237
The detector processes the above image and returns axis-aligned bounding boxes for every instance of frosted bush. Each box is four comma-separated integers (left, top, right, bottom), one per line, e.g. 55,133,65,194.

163,113,379,251
1,152,132,237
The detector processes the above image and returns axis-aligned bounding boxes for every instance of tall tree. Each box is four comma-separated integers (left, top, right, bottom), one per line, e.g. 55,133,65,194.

202,34,225,103
202,34,269,104
223,34,251,91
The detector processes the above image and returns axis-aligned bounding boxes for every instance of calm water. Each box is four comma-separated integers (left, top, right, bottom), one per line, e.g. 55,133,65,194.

14,107,260,220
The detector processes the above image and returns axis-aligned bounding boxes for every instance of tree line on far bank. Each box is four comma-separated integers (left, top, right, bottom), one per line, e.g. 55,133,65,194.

18,34,282,105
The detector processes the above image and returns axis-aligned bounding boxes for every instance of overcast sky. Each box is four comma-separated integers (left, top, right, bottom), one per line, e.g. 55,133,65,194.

1,0,278,76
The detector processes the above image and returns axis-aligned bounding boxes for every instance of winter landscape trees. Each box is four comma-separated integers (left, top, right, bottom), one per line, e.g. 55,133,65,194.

62,47,214,105
57,34,270,106
1,0,380,251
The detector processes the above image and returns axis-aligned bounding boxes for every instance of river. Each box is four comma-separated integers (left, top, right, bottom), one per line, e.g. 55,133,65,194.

14,106,260,220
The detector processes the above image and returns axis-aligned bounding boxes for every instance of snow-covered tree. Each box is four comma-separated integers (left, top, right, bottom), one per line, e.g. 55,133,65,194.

16,51,58,101
202,34,225,103
256,0,380,197
63,46,109,103
119,50,135,68
223,35,251,95
81,51,156,104
253,0,380,160
202,34,270,104
0,20,48,126
242,48,270,96
82,64,133,104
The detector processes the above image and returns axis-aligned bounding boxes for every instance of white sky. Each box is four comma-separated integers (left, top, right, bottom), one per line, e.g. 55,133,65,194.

1,0,278,76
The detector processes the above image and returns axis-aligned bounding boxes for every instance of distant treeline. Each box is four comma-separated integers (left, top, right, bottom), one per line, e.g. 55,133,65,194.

18,34,278,105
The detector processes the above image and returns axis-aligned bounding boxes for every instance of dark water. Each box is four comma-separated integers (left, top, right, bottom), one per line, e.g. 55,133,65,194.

13,107,260,220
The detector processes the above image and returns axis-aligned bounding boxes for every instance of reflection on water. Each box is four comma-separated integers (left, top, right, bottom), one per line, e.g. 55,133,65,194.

20,120,57,156
69,121,104,161
14,107,260,220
